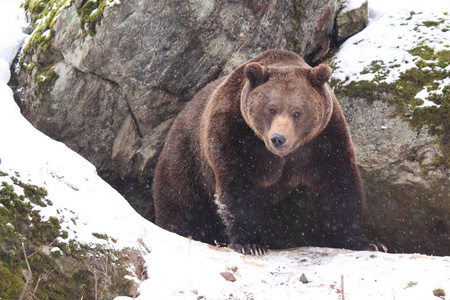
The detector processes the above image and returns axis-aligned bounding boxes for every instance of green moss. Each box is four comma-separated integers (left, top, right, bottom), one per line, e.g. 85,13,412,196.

331,78,392,102
34,66,59,96
408,45,435,60
332,45,450,167
436,49,450,67
422,19,445,27
20,181,49,206
0,173,137,298
77,0,108,36
292,0,302,32
22,62,37,74
0,261,24,299
0,179,61,298
406,11,416,21
21,0,72,66
92,232,109,241
405,281,418,289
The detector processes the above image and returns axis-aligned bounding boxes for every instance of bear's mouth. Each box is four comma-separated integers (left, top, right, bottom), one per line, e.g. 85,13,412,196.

266,141,293,157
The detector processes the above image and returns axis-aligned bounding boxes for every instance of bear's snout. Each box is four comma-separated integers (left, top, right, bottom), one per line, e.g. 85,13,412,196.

270,133,286,148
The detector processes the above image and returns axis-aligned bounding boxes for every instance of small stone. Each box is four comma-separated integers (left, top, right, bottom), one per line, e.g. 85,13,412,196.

299,273,309,284
227,266,238,273
220,271,236,282
433,288,445,298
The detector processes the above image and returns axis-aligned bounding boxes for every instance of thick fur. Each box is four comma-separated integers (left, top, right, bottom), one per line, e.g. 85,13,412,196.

153,49,385,254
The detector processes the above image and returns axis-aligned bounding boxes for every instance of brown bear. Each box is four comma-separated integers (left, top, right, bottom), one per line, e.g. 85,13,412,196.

153,49,386,255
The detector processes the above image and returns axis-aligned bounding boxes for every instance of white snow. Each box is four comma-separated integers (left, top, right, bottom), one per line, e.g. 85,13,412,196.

415,88,441,108
0,0,449,299
341,0,367,13
415,77,450,107
332,0,450,105
107,0,121,7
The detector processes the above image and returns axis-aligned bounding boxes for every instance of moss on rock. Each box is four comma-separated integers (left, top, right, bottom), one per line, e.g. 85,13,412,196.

331,43,450,168
35,66,59,94
0,172,142,299
78,0,106,36
21,0,71,64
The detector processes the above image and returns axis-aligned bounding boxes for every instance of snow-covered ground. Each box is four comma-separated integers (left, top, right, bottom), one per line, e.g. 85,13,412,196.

333,0,450,108
0,0,449,299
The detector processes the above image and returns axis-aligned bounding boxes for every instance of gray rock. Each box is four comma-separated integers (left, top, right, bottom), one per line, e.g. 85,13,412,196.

338,96,449,256
334,0,369,42
14,0,347,219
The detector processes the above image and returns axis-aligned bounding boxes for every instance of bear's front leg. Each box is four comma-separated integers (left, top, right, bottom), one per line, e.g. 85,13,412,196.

215,179,268,255
299,125,386,252
309,174,387,252
308,160,387,252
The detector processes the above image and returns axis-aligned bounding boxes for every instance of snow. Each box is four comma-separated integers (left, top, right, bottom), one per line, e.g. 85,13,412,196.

0,0,449,299
415,88,441,108
333,0,450,106
415,77,450,107
107,0,121,7
341,0,367,13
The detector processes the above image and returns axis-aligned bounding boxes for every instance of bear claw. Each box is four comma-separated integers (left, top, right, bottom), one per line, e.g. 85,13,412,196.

232,243,268,255
355,239,388,252
345,237,387,252
368,242,388,253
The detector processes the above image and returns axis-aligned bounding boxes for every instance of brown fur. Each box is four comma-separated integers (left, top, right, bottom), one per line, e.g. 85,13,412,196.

153,49,385,254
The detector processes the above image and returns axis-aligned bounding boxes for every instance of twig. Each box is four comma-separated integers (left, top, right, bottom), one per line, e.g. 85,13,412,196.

33,274,42,296
19,242,32,300
33,266,58,296
89,269,98,300
47,266,58,276
133,270,146,299
28,237,58,258
341,275,345,300
98,256,109,299
287,272,293,300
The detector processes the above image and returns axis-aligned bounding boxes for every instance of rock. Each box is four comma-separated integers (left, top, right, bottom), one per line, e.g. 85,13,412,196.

433,288,446,298
299,273,309,284
325,8,450,255
220,271,236,282
337,95,449,256
334,0,369,41
12,0,351,220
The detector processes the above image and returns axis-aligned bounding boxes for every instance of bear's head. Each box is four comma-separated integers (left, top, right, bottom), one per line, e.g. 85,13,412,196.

240,62,334,156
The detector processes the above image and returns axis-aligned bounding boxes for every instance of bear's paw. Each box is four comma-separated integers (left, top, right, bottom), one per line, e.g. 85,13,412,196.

230,241,268,256
347,237,388,252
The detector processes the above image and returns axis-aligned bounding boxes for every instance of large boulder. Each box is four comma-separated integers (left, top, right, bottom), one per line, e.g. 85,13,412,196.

329,6,449,255
12,0,349,220
336,92,449,256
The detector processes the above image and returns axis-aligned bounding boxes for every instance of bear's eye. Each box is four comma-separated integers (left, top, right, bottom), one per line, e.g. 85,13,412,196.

293,112,301,118
270,108,277,115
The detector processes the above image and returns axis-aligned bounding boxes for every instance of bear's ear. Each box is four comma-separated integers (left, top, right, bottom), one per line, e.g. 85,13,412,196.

244,62,269,87
309,64,332,86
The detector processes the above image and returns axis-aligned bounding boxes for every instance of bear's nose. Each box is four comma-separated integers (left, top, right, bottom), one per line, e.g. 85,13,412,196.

270,133,286,148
